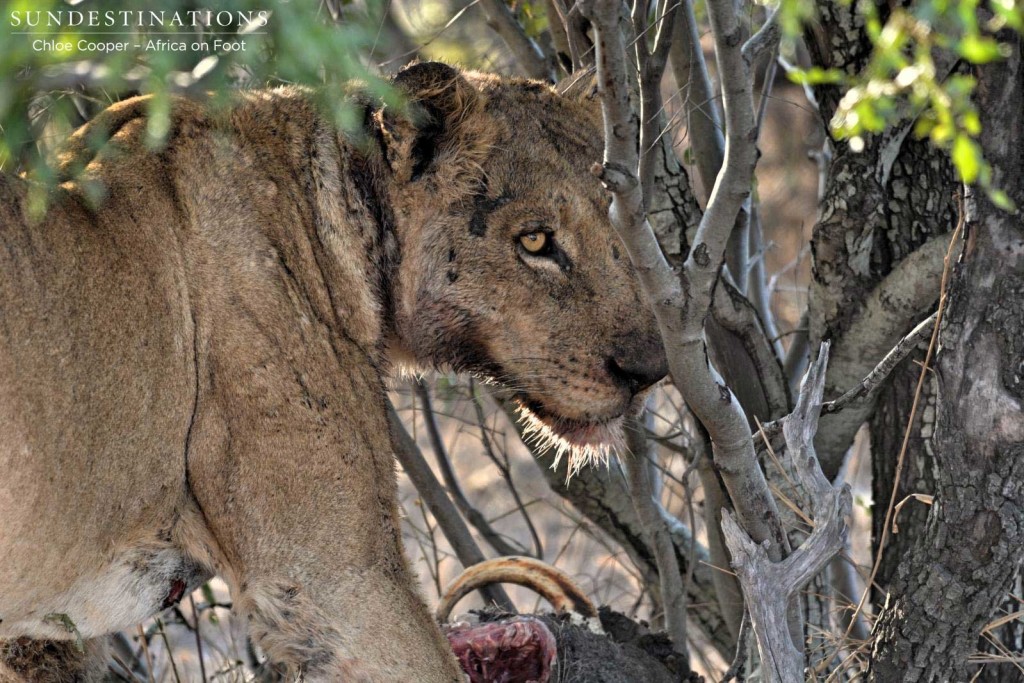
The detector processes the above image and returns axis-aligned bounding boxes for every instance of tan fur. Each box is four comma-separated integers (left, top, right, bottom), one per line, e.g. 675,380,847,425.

0,63,665,682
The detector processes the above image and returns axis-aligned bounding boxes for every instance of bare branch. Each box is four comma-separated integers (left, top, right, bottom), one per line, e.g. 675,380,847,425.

821,311,937,417
759,310,939,442
551,0,593,69
468,383,545,558
388,404,515,612
783,312,811,392
638,1,681,208
694,434,746,639
689,0,758,272
413,380,526,558
543,0,574,73
623,418,690,663
669,0,724,202
816,232,951,473
477,0,553,80
720,609,750,682
491,390,735,657
711,277,791,422
741,6,781,69
722,344,852,683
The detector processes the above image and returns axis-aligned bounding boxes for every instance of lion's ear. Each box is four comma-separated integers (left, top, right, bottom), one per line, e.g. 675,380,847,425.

376,62,489,184
554,68,598,101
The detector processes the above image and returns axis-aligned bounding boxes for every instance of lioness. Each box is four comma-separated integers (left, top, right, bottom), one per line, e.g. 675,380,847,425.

0,62,667,681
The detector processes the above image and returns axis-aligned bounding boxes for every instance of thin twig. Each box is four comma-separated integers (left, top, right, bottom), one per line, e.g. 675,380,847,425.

155,619,182,683
137,624,155,683
468,384,545,558
758,310,940,441
413,380,525,557
188,595,208,682
721,608,751,682
389,403,515,612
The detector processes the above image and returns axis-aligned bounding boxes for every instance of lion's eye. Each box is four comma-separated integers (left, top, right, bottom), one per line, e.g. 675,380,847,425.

519,231,550,255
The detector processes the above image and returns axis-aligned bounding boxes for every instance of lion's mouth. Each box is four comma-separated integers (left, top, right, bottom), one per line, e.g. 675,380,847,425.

514,398,627,476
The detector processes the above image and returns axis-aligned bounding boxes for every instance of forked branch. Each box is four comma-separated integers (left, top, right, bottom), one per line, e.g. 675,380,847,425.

584,0,790,574
722,343,852,683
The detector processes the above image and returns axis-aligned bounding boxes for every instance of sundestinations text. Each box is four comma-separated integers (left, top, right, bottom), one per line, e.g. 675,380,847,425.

10,10,269,29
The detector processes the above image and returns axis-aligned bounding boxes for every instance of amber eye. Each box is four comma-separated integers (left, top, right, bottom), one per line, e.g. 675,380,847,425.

519,231,549,254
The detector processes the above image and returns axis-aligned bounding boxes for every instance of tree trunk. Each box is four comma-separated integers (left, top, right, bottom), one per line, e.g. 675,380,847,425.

869,352,938,597
804,0,957,480
868,31,1024,681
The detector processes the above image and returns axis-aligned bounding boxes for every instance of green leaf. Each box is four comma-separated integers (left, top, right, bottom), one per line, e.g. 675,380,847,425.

787,67,845,86
952,134,982,183
958,35,1008,63
991,0,1024,31
988,188,1017,212
961,110,982,135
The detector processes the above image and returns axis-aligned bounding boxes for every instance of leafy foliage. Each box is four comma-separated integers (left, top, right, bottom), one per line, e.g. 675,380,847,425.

0,0,390,182
786,0,1023,207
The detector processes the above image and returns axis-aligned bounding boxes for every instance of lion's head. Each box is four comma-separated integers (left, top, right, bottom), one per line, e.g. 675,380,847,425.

374,62,667,470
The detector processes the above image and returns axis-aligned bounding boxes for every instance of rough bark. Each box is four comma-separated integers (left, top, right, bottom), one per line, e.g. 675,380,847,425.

868,33,1024,681
804,0,958,480
869,352,938,597
810,133,956,478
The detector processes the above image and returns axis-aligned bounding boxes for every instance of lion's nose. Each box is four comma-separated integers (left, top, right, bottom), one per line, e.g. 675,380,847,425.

606,343,668,394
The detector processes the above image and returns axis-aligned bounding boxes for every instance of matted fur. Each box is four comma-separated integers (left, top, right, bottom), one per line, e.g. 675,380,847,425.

0,62,665,682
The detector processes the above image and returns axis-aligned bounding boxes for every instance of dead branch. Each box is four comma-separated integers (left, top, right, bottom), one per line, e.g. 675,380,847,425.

623,418,690,663
476,0,552,80
758,310,939,441
722,343,852,683
413,380,526,557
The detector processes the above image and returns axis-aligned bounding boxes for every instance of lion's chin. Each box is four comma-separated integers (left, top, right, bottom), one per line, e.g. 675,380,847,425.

514,401,626,477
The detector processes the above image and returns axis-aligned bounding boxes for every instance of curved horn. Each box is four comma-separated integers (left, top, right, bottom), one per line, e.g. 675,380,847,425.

437,556,598,622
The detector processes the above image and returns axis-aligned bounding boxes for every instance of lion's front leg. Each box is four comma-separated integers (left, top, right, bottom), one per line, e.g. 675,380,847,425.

185,364,464,683
240,571,463,682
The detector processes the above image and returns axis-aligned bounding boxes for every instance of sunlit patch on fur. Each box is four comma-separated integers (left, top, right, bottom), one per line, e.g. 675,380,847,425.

515,401,625,478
